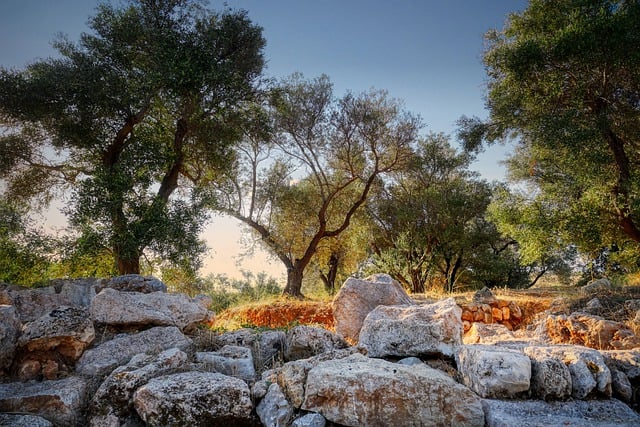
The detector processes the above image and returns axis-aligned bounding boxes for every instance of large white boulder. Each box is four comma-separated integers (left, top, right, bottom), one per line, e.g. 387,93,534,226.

301,353,485,427
90,288,212,331
456,344,531,398
358,297,462,358
133,371,253,426
332,274,414,343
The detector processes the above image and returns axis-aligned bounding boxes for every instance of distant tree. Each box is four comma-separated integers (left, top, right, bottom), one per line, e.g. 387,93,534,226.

369,134,527,293
0,200,55,286
0,0,265,276
458,0,640,265
211,74,420,297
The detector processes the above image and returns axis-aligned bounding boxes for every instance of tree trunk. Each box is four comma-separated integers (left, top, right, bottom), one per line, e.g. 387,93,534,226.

283,265,305,298
320,253,340,294
116,253,140,275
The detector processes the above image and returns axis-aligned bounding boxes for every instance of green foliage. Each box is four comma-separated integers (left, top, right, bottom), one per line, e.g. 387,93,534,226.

458,0,640,270
0,201,56,287
199,271,282,313
369,133,530,293
0,0,265,275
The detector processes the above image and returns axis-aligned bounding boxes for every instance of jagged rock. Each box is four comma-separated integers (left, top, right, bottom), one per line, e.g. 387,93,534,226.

0,304,20,372
0,376,87,426
18,306,95,360
482,398,640,427
358,298,462,358
456,344,531,398
275,348,360,408
133,371,253,426
90,288,212,332
290,413,326,427
90,348,188,423
214,328,286,369
195,345,256,383
301,353,485,427
49,278,102,307
537,312,640,350
284,325,349,361
332,274,414,343
76,326,192,376
0,284,74,323
524,345,611,399
98,274,167,293
602,350,640,380
580,278,613,295
610,368,633,402
256,383,294,427
525,351,572,400
0,414,54,427
463,322,515,344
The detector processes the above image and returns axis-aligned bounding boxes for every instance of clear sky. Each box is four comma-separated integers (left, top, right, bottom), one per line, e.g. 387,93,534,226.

0,0,527,279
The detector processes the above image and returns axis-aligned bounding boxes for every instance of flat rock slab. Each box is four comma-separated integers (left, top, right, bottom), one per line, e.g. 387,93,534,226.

301,353,485,427
76,326,192,376
482,398,640,427
0,376,87,426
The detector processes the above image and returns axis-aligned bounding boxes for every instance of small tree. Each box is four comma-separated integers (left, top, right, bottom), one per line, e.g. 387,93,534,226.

212,74,420,297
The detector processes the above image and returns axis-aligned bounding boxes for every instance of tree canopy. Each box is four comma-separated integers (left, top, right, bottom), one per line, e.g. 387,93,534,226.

0,0,265,276
458,0,640,269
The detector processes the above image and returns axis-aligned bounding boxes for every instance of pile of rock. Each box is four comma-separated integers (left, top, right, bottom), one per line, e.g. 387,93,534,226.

1,273,640,426
459,287,524,332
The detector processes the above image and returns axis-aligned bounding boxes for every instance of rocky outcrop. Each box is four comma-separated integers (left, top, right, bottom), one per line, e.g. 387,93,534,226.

537,312,640,350
358,297,462,358
284,325,348,361
332,274,414,343
76,326,192,376
133,371,254,426
301,353,485,427
90,288,212,332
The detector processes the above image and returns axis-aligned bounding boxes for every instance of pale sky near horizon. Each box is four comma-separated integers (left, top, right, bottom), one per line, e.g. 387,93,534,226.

0,0,527,280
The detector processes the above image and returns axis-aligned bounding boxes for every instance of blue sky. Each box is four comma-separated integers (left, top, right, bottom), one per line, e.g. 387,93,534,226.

0,0,527,278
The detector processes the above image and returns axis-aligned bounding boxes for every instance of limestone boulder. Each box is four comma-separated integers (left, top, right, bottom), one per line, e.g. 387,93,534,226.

18,306,95,360
456,344,531,398
537,312,640,350
332,274,414,343
0,376,87,426
213,328,286,369
482,398,640,427
284,325,349,361
358,297,462,358
601,350,640,381
523,345,611,399
301,353,485,427
0,414,54,427
0,284,73,323
0,304,21,372
90,288,212,332
76,326,192,376
90,348,188,424
195,345,256,383
580,277,613,295
610,368,633,402
48,278,102,307
133,371,254,426
525,350,573,400
98,274,167,293
256,383,294,427
275,348,360,408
